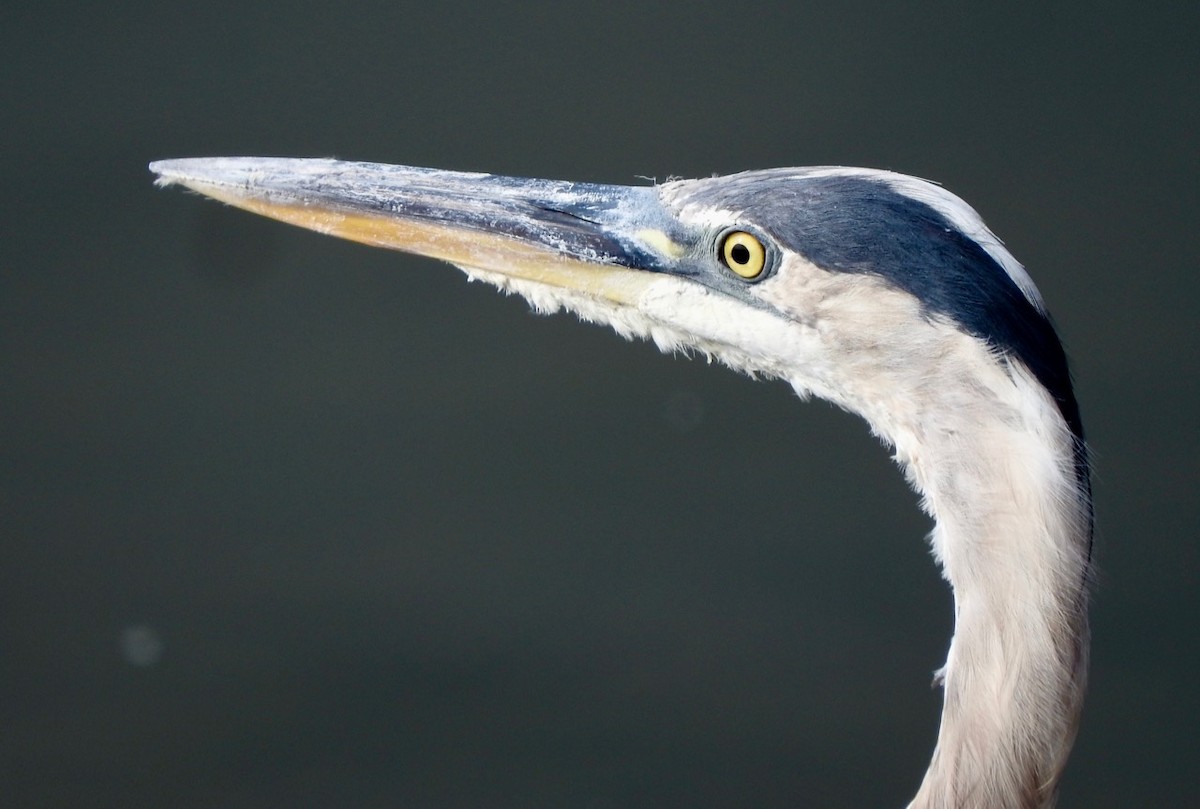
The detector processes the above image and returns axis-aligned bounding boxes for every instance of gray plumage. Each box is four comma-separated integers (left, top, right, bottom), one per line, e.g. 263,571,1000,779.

152,158,1093,808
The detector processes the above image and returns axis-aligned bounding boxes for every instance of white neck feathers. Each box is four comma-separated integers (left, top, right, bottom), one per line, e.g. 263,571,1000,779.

460,249,1093,809
898,361,1091,809
749,260,1091,808
823,309,1092,809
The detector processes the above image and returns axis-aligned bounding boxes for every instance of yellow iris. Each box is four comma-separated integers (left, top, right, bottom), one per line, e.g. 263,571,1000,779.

720,230,766,279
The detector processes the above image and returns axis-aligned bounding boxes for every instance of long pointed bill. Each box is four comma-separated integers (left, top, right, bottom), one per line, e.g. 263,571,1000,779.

150,158,690,305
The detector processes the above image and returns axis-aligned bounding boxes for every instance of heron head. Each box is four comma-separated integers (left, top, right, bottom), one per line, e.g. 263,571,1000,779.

150,158,1076,438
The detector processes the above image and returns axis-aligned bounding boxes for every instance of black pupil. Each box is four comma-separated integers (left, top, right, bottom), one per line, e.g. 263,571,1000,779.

730,243,751,264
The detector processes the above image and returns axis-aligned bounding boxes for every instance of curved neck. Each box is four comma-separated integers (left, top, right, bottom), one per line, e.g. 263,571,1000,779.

894,380,1092,809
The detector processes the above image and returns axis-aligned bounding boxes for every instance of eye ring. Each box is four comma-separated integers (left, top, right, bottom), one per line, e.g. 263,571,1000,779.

719,230,768,280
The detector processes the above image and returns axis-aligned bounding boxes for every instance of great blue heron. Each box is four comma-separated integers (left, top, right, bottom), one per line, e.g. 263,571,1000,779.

150,157,1092,809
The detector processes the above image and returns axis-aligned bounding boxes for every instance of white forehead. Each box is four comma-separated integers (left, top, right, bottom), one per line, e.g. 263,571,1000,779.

660,166,1046,313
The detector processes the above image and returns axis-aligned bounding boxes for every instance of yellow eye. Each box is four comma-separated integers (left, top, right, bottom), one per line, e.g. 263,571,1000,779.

720,230,767,279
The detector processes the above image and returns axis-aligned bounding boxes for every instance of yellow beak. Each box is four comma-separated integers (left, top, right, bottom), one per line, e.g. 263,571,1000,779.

150,157,689,305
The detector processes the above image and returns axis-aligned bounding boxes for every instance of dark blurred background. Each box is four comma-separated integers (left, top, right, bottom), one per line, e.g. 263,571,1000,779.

3,2,1197,807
